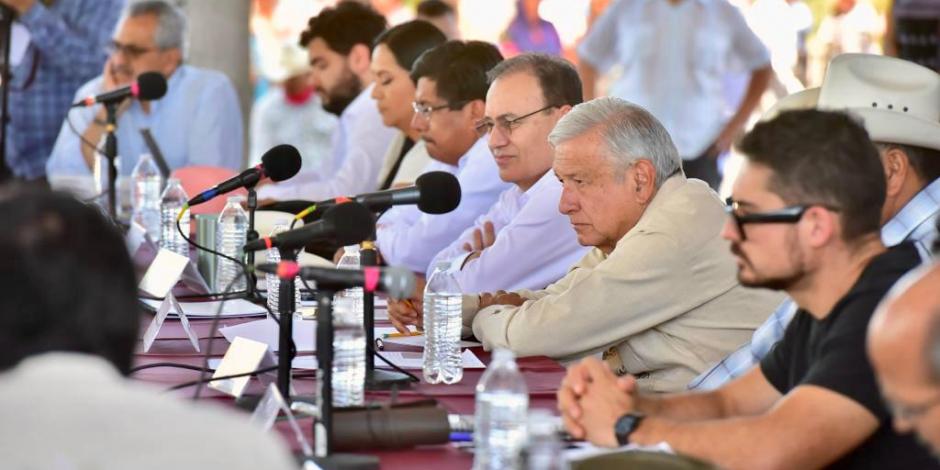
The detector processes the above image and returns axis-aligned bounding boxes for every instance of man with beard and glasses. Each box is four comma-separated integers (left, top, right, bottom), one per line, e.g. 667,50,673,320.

46,1,243,178
257,1,397,201
869,261,940,458
690,54,940,391
557,109,940,470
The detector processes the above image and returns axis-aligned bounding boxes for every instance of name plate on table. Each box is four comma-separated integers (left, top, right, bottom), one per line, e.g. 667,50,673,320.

209,336,278,398
250,383,315,460
140,249,200,352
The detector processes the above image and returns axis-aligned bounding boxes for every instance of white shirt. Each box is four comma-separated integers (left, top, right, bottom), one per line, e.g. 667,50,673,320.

429,170,589,293
258,84,397,200
46,65,244,176
376,132,432,188
578,0,769,158
249,88,338,175
376,137,511,274
0,353,296,470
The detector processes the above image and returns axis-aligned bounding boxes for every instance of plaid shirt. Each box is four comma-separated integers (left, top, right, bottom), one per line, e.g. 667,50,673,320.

4,0,123,179
689,178,940,390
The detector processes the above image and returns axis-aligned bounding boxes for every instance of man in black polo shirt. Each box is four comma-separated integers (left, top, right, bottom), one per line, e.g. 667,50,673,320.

556,109,939,469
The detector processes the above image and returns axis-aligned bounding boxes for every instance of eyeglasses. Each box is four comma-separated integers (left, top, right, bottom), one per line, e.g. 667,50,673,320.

412,100,469,119
475,104,558,136
105,40,156,59
886,394,940,422
724,197,840,241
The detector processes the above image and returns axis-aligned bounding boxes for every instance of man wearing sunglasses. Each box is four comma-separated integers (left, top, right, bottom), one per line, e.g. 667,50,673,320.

374,40,510,275
386,53,588,332
46,0,243,177
558,109,938,469
690,54,940,392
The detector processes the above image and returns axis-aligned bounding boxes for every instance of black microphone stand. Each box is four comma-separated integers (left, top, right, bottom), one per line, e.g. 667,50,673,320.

244,186,260,300
361,239,410,390
313,286,379,470
276,249,298,399
103,101,119,220
0,5,13,181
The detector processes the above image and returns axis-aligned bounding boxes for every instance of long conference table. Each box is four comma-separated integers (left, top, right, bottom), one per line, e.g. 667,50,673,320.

132,309,567,469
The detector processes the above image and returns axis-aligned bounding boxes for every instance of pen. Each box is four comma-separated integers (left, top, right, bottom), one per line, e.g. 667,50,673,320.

383,331,423,338
449,432,473,442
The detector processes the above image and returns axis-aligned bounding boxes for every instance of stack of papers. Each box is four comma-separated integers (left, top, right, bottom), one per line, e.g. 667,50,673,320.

140,298,268,318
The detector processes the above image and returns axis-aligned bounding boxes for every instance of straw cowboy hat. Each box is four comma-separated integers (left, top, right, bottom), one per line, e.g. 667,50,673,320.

762,53,940,151
261,43,312,83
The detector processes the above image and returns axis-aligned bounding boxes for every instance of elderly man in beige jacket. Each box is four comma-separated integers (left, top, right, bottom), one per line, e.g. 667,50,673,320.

469,97,781,392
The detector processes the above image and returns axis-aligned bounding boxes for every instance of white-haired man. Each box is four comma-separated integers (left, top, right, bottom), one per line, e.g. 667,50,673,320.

459,97,782,392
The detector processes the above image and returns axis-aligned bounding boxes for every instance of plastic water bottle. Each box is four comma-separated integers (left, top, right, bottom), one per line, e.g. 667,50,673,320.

131,153,163,242
522,410,566,470
265,221,302,315
331,294,365,407
336,244,364,324
215,195,248,292
474,348,529,470
422,261,463,384
159,178,190,257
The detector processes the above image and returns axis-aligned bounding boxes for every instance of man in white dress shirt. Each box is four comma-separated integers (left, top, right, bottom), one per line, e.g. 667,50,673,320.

375,40,511,275
0,190,296,469
578,0,772,189
258,1,397,201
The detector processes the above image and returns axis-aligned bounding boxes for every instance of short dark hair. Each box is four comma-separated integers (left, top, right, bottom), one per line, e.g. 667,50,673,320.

875,142,940,185
299,1,387,54
373,20,447,80
410,40,503,107
0,190,140,375
487,53,583,108
416,0,455,18
738,109,885,242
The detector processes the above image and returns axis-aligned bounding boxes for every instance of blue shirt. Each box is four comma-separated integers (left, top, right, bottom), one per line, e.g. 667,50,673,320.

689,177,940,390
46,65,244,177
5,0,123,179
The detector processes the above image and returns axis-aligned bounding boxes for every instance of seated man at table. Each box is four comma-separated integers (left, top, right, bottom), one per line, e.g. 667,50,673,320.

557,110,939,469
442,97,781,392
375,40,511,274
0,190,295,469
46,0,243,177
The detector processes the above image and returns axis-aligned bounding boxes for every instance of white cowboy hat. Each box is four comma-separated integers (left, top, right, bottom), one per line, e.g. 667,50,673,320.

762,53,940,151
261,43,312,83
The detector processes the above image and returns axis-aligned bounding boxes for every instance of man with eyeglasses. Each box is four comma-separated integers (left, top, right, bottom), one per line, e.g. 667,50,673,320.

1,0,122,184
46,0,243,178
690,54,940,392
386,53,588,332
374,40,510,275
558,109,939,469
417,96,780,391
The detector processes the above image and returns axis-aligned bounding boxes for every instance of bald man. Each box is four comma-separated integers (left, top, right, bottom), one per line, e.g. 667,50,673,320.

869,262,940,456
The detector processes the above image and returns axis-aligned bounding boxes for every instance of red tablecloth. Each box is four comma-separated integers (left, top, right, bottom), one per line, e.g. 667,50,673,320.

133,313,566,469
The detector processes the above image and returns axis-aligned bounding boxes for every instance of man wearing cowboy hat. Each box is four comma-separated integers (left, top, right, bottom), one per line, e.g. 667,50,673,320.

690,53,940,391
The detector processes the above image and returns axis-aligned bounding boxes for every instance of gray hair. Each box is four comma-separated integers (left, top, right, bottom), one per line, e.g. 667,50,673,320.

548,97,681,187
123,1,188,58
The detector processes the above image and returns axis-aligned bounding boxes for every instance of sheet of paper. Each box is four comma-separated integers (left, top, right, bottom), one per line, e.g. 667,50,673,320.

213,349,484,371
564,442,674,463
140,298,267,318
219,318,317,352
380,333,481,349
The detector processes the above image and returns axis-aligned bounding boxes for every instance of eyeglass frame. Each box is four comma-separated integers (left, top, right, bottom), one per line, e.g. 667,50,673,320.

411,100,470,120
474,104,559,136
885,393,940,422
724,197,840,241
105,39,158,59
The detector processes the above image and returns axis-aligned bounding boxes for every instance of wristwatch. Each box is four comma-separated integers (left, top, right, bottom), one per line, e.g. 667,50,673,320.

614,412,645,446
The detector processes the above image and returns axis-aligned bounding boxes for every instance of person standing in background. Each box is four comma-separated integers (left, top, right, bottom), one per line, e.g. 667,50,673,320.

1,0,123,185
500,0,562,57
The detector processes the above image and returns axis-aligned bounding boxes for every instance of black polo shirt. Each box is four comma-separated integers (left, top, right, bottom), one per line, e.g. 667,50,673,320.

761,243,939,469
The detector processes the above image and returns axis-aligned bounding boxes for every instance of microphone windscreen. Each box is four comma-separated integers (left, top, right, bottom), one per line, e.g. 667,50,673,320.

415,171,461,214
322,202,375,247
136,72,167,100
260,144,303,182
382,266,416,299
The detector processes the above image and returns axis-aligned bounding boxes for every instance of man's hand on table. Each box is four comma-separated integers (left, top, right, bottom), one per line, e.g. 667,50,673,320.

387,274,426,333
558,356,638,446
478,290,526,310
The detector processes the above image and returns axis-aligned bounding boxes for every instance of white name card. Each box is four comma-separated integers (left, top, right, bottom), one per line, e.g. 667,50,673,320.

209,336,278,398
140,249,200,353
250,383,315,460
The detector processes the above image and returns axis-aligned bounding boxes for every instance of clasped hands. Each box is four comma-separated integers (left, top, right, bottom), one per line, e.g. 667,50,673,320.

558,357,643,447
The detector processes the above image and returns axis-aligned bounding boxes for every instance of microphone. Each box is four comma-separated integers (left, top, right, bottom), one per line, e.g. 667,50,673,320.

243,201,374,252
295,171,461,220
257,262,416,299
72,72,167,107
187,144,302,207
